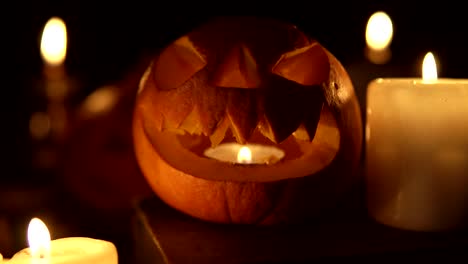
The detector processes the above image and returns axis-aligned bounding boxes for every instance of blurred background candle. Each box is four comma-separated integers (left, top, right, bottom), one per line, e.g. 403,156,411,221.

8,218,118,264
366,52,468,231
364,11,393,65
29,16,73,172
346,10,407,126
38,16,71,143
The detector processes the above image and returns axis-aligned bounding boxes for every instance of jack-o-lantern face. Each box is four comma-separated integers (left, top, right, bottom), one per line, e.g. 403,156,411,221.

133,17,362,224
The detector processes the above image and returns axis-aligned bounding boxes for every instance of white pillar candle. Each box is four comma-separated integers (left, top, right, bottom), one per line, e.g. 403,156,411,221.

204,143,285,165
6,218,118,264
366,52,468,231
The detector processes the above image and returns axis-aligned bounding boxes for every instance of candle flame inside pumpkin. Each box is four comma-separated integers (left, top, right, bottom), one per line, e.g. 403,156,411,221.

366,11,393,51
422,52,438,82
237,146,252,164
40,17,67,66
27,218,51,259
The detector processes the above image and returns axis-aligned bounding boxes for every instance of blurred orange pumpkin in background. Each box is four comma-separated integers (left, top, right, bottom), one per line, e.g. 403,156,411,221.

61,61,152,211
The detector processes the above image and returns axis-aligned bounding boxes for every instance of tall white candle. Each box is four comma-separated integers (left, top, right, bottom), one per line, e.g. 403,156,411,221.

7,218,118,264
366,52,468,231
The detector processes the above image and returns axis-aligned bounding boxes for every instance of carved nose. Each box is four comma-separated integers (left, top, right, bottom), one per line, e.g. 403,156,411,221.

272,42,330,86
154,36,207,90
211,44,261,88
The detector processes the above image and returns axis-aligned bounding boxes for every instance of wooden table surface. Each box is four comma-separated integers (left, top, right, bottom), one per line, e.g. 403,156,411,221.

132,184,468,264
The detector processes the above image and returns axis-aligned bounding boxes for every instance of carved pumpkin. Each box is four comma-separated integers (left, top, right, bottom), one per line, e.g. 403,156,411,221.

133,17,362,224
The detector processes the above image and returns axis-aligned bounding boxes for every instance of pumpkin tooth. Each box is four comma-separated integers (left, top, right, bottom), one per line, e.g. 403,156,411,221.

211,44,261,88
257,115,278,143
303,92,326,141
209,117,230,147
152,79,195,129
226,89,259,144
271,42,329,86
193,77,228,136
314,104,340,151
178,106,204,135
292,124,311,141
154,36,207,90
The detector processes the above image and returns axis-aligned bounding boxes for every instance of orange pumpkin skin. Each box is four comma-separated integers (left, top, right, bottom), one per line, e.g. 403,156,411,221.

133,17,362,224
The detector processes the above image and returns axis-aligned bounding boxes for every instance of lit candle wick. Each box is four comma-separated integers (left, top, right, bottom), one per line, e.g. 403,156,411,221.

237,146,252,164
28,217,51,259
422,52,438,83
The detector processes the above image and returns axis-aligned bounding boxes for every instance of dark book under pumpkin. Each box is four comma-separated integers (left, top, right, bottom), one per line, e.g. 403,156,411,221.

132,191,468,264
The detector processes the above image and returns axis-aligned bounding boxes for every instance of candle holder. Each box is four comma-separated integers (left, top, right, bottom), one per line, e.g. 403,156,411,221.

132,16,363,225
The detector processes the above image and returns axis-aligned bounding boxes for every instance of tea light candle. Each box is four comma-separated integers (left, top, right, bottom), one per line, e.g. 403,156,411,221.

366,52,468,231
204,143,285,164
7,218,118,264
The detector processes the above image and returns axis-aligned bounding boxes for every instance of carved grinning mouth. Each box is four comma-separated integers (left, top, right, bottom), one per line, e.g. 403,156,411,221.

146,35,333,147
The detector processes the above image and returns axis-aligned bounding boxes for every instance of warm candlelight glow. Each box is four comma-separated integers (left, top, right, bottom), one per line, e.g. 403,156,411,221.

365,11,393,64
9,218,118,264
366,11,393,51
237,146,252,164
422,52,438,82
82,86,119,115
27,217,51,259
40,17,67,66
204,143,284,164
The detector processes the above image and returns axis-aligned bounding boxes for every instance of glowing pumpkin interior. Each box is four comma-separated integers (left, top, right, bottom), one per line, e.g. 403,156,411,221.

138,30,342,182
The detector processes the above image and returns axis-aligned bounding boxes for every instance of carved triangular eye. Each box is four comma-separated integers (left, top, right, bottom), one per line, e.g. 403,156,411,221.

211,44,261,88
154,36,207,90
272,42,330,86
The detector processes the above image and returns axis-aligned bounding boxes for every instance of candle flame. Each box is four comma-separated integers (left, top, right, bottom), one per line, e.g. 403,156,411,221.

366,11,393,50
237,146,252,164
422,52,438,82
40,17,67,66
27,218,51,259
